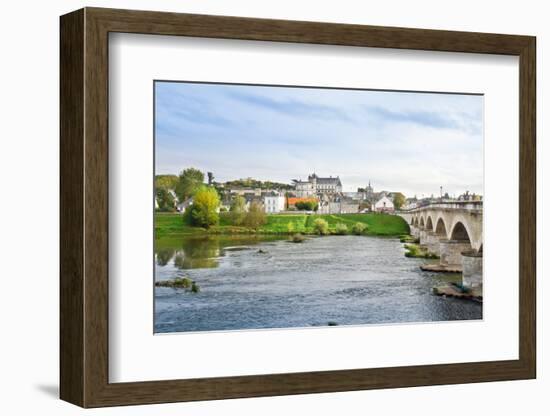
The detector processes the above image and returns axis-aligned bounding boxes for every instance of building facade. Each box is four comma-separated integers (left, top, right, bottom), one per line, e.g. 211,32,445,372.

264,194,286,213
374,195,395,212
292,173,343,197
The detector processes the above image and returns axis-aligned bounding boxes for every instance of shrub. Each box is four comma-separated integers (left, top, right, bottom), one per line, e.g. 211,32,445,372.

313,218,329,235
292,233,305,243
334,223,348,235
352,222,367,235
243,201,267,229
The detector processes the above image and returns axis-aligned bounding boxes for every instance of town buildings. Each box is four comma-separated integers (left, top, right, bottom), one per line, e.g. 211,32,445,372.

157,170,478,216
215,173,398,215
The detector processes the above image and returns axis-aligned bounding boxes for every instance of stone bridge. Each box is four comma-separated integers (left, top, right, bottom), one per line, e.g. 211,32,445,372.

397,201,483,287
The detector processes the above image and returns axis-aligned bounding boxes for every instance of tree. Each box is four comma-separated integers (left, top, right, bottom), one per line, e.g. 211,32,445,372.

229,195,247,225
188,186,220,228
176,168,204,202
243,201,267,229
295,200,319,211
393,192,406,210
155,174,179,191
155,188,175,212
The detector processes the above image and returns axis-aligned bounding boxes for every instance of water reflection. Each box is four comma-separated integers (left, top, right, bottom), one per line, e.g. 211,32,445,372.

155,235,285,270
156,247,175,266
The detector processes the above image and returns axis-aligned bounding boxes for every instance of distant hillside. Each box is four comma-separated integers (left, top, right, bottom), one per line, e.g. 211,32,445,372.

222,178,293,190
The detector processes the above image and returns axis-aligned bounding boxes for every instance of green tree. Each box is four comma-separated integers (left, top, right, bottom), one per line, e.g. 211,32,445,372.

188,186,220,228
393,192,406,210
295,200,319,211
313,218,329,235
155,174,179,191
155,188,175,212
229,195,247,226
243,201,267,229
176,168,204,202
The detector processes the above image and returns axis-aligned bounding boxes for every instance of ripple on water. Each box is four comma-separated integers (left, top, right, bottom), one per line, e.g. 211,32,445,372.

154,235,482,333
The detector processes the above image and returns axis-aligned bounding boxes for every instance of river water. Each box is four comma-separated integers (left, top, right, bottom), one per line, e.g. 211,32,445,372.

154,235,482,333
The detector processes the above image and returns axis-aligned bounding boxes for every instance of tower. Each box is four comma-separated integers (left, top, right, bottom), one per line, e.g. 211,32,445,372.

365,180,374,201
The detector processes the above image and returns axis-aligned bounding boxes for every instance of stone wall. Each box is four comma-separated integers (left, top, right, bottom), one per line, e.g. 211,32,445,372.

439,239,471,267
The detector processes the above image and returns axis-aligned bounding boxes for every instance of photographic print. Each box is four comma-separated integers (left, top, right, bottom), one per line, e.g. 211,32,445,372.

154,81,483,334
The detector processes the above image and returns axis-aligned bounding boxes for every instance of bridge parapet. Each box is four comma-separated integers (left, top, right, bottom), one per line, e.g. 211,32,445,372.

396,201,483,252
399,200,482,213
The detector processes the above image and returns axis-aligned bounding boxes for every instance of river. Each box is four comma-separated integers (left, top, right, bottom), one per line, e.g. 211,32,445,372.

154,235,482,333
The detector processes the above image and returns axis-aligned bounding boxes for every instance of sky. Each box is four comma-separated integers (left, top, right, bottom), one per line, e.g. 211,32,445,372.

155,81,483,198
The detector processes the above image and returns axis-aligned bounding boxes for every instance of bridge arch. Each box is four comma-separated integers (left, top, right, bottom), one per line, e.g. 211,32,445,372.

434,217,447,236
450,221,471,243
425,216,434,231
419,217,425,228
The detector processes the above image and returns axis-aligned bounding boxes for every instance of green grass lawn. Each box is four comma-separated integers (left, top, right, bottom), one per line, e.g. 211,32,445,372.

261,214,308,233
154,212,205,238
155,212,409,238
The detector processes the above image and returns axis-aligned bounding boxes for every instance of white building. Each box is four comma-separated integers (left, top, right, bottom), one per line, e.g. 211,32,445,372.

263,194,286,213
374,195,394,212
176,197,193,213
292,173,342,197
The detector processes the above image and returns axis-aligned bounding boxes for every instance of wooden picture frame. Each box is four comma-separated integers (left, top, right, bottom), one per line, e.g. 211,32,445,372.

60,7,536,408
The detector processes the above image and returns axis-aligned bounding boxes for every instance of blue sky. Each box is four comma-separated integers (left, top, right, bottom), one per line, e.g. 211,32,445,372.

155,81,483,198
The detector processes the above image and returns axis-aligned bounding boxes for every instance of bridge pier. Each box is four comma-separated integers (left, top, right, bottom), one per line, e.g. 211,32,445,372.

410,225,419,238
439,239,471,268
461,250,483,288
425,232,441,256
418,229,427,245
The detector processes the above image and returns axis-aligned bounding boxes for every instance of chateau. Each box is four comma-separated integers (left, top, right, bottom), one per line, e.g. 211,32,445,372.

292,173,343,197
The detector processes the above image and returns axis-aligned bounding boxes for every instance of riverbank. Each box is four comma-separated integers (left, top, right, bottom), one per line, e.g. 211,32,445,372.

155,212,409,239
